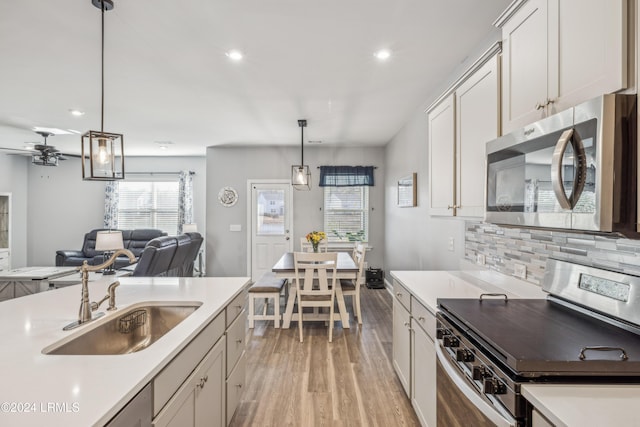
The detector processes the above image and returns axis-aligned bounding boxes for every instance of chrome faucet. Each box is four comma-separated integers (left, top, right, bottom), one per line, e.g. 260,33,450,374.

63,248,136,331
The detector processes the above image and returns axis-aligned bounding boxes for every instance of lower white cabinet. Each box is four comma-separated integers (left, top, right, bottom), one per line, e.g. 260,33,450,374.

153,337,226,427
152,288,247,427
411,310,436,427
392,279,437,427
392,297,411,396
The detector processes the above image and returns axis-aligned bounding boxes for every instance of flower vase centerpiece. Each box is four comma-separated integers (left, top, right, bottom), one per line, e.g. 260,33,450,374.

306,231,326,252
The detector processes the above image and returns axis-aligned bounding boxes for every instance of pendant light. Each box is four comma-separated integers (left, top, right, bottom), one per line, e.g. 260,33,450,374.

291,119,311,190
81,0,125,181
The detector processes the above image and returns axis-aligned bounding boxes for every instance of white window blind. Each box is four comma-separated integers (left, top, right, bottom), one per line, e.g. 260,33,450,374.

323,186,369,242
117,181,179,235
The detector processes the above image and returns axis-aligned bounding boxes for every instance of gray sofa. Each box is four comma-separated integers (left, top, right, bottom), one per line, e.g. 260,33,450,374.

55,229,167,269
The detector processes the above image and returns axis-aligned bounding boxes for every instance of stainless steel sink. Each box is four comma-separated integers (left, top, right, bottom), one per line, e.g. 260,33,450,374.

43,301,202,355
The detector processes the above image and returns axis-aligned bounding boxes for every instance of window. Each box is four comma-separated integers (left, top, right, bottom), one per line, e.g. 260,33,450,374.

323,186,369,242
117,181,180,235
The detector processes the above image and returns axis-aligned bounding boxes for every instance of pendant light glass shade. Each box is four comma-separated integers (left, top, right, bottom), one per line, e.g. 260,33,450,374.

292,119,311,190
82,0,125,181
81,131,125,180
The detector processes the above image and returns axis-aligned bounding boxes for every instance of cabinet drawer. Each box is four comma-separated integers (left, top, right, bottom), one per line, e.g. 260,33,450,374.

153,311,225,416
226,289,247,327
226,351,246,426
393,280,411,311
226,309,246,376
411,297,436,341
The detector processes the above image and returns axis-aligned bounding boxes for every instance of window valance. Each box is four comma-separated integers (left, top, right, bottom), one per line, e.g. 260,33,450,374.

319,166,375,187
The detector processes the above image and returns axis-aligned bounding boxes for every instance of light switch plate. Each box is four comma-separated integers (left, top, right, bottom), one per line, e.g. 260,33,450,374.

229,224,242,232
448,237,455,252
514,263,527,279
476,253,485,265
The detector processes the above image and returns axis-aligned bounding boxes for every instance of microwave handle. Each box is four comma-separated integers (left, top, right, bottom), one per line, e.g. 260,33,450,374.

551,129,575,210
570,131,587,208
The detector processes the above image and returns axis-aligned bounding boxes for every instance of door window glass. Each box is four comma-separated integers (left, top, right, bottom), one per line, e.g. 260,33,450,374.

256,189,285,235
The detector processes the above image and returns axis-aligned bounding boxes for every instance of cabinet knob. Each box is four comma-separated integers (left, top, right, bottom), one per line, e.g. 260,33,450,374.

535,101,545,110
418,316,425,322
545,98,556,106
235,383,243,388
236,339,243,344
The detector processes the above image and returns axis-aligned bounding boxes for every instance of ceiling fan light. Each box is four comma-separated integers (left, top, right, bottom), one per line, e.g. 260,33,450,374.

31,153,59,167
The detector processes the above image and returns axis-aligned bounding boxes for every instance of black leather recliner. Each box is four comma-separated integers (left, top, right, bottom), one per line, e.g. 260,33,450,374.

55,229,167,268
131,232,203,277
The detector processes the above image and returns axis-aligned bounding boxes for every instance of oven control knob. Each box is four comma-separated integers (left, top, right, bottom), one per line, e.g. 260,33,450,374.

483,378,507,395
472,366,489,381
436,328,450,339
443,336,460,348
456,349,475,362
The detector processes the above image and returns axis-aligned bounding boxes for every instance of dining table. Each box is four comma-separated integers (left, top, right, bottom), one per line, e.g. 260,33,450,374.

272,251,358,329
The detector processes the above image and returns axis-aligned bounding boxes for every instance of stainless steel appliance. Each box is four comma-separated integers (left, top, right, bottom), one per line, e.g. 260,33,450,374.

436,259,640,426
485,94,637,236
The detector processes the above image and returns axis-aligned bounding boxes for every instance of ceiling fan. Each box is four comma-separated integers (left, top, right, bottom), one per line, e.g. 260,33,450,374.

0,131,70,166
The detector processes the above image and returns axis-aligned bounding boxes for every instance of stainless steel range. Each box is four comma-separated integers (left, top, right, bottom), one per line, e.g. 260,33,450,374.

436,259,640,427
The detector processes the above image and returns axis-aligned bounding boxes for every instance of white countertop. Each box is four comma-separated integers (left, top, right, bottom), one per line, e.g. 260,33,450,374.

390,269,547,315
523,384,640,427
0,276,250,426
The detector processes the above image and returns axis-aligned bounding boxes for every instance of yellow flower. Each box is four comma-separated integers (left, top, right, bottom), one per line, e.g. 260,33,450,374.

306,231,326,244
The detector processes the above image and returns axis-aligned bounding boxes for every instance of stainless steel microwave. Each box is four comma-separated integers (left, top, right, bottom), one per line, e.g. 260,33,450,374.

485,94,637,236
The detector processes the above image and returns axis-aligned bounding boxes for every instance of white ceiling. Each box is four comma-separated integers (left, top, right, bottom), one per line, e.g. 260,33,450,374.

0,0,509,156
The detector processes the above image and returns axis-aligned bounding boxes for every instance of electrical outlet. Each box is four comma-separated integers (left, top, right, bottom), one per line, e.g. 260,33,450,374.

476,253,485,265
514,263,527,279
448,237,455,252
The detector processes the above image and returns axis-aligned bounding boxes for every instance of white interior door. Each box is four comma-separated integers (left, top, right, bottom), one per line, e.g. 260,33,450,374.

249,181,292,282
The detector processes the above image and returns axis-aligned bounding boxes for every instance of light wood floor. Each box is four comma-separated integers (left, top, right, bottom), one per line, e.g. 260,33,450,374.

230,286,420,427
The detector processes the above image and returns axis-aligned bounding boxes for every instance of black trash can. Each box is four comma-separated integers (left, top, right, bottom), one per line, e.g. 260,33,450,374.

365,267,385,289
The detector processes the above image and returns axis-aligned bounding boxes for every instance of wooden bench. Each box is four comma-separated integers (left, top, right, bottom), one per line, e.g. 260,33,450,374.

248,272,287,328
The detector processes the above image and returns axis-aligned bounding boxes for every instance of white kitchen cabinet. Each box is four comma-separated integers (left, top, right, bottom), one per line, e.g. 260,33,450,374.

411,299,437,427
455,55,500,217
428,54,499,217
428,94,456,216
153,337,226,427
499,0,628,134
392,296,411,396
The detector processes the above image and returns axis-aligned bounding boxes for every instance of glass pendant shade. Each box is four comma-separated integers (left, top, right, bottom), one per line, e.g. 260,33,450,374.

82,130,125,180
292,119,311,190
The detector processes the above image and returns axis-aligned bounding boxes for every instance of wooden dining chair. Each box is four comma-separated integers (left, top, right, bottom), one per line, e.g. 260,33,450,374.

299,237,328,252
293,251,338,342
341,243,366,324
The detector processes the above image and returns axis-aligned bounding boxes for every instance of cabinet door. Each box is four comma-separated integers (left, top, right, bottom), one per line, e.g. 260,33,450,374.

154,337,226,427
392,298,411,396
412,323,436,427
501,0,548,133
195,337,225,427
428,94,456,216
455,55,500,217
550,0,627,113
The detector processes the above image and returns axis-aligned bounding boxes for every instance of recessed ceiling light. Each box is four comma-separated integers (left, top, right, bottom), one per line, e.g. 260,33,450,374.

155,141,173,150
68,109,85,116
308,140,323,144
373,49,391,61
226,50,243,61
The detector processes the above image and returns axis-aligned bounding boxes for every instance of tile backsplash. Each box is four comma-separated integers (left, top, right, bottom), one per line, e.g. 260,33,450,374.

465,221,640,286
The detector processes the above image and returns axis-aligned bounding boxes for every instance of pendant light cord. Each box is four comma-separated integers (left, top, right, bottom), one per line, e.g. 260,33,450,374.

300,125,304,165
101,1,105,132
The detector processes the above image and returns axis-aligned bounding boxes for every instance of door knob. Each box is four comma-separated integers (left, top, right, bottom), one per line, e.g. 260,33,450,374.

285,237,290,240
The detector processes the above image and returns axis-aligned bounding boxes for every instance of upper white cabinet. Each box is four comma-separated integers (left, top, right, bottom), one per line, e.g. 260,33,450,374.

498,0,628,134
428,95,456,216
428,53,500,217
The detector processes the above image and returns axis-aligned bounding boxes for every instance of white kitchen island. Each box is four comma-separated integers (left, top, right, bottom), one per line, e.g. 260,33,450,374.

0,276,250,427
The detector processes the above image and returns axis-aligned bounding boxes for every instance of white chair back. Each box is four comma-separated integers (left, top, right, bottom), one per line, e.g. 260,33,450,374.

299,237,328,252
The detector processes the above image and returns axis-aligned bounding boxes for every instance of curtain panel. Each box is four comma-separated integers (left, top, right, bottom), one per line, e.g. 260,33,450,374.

319,166,375,187
178,170,194,233
103,181,119,228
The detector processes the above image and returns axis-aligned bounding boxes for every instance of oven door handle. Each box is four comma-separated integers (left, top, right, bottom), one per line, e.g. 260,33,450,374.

436,344,516,427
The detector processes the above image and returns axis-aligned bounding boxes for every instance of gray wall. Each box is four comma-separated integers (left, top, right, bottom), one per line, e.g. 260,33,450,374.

24,156,206,266
0,153,29,267
383,32,502,276
206,145,385,277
